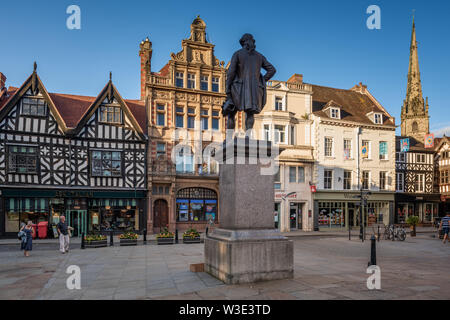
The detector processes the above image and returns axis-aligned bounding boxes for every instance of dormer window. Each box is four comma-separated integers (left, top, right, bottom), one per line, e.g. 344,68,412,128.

99,105,122,124
21,97,47,117
374,113,383,124
330,107,340,119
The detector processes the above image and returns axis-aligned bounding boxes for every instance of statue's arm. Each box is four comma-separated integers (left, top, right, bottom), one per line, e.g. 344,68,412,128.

261,55,276,82
226,52,238,96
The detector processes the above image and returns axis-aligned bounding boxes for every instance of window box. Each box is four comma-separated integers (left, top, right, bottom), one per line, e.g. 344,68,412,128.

84,235,108,248
157,237,175,245
183,236,201,244
182,228,201,243
119,239,138,246
156,228,175,245
85,240,108,248
119,232,138,246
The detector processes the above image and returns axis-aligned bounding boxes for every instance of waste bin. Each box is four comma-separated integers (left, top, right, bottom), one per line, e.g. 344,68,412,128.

38,221,48,239
32,224,37,239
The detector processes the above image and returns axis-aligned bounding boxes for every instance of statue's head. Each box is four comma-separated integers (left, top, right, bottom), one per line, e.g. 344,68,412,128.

239,33,256,52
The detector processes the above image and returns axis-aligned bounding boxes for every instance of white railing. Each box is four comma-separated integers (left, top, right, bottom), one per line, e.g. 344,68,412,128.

266,80,312,92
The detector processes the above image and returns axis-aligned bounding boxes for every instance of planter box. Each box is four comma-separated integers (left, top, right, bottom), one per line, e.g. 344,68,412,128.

85,240,108,248
157,237,175,245
183,236,201,244
119,239,138,246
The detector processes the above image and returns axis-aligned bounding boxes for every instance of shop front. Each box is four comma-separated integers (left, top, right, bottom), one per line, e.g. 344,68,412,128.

174,187,218,233
274,191,312,232
314,191,395,230
395,193,440,225
0,189,147,238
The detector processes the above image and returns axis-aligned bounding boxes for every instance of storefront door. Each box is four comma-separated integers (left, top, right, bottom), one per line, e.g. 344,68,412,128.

65,210,87,237
289,203,303,230
153,199,168,232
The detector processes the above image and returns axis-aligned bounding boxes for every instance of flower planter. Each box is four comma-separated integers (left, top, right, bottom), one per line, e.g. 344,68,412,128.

157,237,175,245
85,240,108,248
183,236,201,244
120,239,138,246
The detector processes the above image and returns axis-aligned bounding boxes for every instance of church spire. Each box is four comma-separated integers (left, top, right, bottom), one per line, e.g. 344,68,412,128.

401,16,430,141
405,16,423,110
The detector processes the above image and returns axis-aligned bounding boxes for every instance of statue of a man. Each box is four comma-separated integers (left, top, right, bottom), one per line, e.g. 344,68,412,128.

222,34,276,130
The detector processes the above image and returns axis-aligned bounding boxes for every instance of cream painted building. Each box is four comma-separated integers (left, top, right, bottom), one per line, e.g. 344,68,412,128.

311,83,397,230
254,74,315,232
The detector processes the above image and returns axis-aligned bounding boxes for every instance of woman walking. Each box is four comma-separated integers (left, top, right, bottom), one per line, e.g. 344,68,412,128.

20,221,33,257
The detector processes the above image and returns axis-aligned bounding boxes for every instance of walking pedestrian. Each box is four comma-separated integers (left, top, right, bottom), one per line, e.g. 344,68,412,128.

57,216,70,254
439,213,450,244
20,221,33,257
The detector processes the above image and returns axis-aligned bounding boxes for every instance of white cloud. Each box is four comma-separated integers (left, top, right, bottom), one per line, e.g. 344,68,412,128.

432,126,450,137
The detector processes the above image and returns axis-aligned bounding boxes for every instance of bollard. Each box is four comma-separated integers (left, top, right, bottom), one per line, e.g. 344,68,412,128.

348,224,351,241
110,230,114,246
206,226,209,237
81,232,85,249
143,228,147,245
175,229,179,244
368,235,377,266
377,225,380,242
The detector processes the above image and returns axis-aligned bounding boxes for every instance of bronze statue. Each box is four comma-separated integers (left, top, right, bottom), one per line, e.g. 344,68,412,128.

222,34,276,130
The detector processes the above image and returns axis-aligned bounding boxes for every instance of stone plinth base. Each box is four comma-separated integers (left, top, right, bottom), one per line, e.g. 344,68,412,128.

204,228,294,284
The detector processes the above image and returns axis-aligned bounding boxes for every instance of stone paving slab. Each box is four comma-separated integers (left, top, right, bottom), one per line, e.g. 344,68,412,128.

0,237,448,300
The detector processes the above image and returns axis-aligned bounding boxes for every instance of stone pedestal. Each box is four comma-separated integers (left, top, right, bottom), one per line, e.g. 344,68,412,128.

204,138,294,284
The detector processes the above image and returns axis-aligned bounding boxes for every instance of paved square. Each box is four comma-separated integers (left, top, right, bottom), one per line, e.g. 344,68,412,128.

0,235,448,300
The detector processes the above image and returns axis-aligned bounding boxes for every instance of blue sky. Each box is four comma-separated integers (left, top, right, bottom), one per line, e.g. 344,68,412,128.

1,0,449,136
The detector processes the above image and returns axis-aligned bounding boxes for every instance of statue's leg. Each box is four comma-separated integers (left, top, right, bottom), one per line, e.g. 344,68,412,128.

245,112,255,131
227,113,236,130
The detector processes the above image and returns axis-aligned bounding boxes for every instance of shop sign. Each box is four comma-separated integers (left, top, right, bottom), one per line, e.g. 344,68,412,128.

344,193,359,199
55,191,94,198
275,192,298,199
310,185,317,193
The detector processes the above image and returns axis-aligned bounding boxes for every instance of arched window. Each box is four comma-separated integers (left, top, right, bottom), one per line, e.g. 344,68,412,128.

176,187,217,222
412,121,419,132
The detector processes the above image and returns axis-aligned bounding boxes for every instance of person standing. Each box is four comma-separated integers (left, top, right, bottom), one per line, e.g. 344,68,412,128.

439,213,450,244
57,215,70,254
20,221,33,257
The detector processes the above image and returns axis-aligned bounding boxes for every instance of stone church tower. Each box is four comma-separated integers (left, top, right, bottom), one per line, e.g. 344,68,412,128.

401,18,430,142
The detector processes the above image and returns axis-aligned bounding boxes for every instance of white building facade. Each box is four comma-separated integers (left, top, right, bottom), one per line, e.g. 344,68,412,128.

311,83,397,230
254,74,315,232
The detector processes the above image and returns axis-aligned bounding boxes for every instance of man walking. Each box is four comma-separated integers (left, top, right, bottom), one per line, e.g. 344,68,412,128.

439,212,450,244
57,215,70,254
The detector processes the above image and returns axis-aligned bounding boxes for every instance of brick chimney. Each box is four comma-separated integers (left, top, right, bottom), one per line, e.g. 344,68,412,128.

0,72,6,90
139,37,152,100
287,73,303,84
350,82,367,94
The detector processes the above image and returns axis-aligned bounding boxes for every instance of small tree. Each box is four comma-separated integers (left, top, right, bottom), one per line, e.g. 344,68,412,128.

406,216,420,237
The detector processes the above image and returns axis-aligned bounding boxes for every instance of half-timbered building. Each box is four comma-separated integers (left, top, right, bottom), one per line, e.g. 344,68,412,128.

395,137,439,224
0,65,147,238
